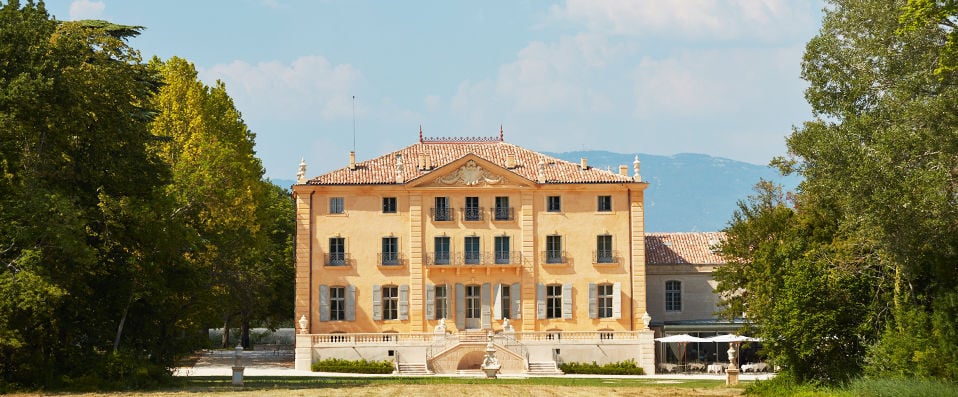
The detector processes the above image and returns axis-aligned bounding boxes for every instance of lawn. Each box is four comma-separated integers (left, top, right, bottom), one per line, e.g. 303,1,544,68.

9,376,747,396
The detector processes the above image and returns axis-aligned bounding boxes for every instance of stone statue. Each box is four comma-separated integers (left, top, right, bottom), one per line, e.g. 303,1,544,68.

434,317,447,333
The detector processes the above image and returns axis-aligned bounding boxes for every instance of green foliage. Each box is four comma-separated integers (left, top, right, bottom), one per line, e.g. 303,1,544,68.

311,358,395,374
559,359,645,375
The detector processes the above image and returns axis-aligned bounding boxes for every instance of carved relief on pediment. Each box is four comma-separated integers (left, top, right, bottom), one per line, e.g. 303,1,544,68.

432,160,504,186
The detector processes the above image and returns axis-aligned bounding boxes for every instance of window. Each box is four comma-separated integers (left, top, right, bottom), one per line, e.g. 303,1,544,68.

382,197,397,213
381,237,398,265
546,284,562,319
494,235,510,264
547,196,561,212
329,197,344,214
433,236,450,265
382,286,399,320
435,285,448,320
665,280,682,312
433,196,451,221
596,235,614,263
330,286,346,321
597,284,613,318
464,196,481,221
464,236,480,264
494,196,511,220
328,237,345,265
597,195,612,212
545,235,563,263
466,285,481,320
501,284,511,319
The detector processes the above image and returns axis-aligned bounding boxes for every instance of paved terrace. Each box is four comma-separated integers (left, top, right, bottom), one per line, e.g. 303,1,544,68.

174,349,776,380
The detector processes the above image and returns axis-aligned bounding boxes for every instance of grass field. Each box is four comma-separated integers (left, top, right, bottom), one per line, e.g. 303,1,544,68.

8,376,747,396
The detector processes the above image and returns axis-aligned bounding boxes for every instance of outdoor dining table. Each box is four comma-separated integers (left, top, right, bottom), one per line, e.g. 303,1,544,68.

707,363,726,373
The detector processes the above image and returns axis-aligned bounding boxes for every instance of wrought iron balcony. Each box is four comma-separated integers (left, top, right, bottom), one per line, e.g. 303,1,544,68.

492,206,514,221
324,252,350,266
461,207,484,221
431,207,454,222
593,250,619,264
427,252,452,265
379,252,402,266
541,250,567,264
494,251,522,265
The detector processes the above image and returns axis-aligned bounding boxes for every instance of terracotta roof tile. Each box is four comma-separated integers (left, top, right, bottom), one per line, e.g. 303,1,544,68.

307,141,640,185
645,232,726,265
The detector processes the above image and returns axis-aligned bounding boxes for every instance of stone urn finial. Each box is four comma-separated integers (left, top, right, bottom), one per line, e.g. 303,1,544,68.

298,314,308,334
641,312,652,329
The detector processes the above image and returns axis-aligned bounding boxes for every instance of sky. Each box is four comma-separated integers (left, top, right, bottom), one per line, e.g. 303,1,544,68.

46,0,825,180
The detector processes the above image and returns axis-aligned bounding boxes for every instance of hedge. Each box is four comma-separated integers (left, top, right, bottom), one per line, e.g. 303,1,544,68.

311,358,394,374
560,359,645,375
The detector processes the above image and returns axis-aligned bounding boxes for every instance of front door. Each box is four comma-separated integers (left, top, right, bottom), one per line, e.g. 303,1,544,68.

465,285,481,329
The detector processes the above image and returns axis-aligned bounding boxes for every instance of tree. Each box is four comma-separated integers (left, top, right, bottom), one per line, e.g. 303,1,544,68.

148,57,294,349
0,1,208,388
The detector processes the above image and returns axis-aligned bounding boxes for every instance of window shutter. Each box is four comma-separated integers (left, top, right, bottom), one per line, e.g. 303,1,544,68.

588,283,597,319
443,284,451,318
399,284,409,320
481,283,492,329
612,282,622,319
425,284,436,320
372,284,382,321
562,283,573,320
346,285,356,321
319,285,330,322
455,283,465,330
493,284,503,319
512,282,521,319
536,283,546,319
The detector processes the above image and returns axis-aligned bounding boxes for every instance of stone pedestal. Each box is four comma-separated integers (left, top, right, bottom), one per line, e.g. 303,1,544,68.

294,334,313,371
726,368,740,386
231,366,244,386
637,329,656,375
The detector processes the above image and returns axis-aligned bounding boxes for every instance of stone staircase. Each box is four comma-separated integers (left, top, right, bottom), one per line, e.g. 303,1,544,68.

527,361,563,375
396,362,432,375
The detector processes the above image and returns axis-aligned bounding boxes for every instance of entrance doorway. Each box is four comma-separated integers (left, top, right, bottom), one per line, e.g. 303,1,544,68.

465,285,481,329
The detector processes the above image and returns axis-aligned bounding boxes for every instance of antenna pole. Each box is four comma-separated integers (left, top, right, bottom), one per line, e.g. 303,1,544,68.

352,95,356,152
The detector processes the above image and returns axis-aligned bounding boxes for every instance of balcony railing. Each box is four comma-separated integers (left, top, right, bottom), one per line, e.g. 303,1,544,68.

463,250,481,264
379,252,402,266
593,250,619,264
494,251,522,265
431,207,454,222
492,206,514,221
461,207,484,221
541,250,567,264
324,252,350,266
427,252,452,265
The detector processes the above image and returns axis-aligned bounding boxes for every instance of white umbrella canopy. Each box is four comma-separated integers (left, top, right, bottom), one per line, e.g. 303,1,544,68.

705,334,761,343
655,334,709,343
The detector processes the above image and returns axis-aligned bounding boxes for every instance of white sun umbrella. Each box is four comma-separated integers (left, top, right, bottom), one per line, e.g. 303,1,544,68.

705,334,761,343
655,334,709,369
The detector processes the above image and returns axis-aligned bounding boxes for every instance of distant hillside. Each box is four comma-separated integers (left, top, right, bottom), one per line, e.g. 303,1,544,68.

275,151,801,232
547,151,801,232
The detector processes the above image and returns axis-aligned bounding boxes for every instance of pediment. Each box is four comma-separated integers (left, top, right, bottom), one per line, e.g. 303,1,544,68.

408,154,534,188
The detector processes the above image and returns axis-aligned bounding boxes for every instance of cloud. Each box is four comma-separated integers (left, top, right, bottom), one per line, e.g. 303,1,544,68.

69,0,105,20
632,46,802,118
199,55,363,122
548,0,815,41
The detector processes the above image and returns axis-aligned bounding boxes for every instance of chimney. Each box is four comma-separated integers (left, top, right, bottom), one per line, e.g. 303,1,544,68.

506,153,516,169
537,159,546,183
580,157,588,170
395,154,404,183
633,155,642,182
349,151,356,170
618,165,628,176
424,153,432,170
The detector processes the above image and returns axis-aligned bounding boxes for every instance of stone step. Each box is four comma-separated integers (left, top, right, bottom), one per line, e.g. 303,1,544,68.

528,361,563,375
397,363,432,375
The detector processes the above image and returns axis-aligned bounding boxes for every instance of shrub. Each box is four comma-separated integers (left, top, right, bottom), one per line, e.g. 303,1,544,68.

559,359,644,375
311,358,394,374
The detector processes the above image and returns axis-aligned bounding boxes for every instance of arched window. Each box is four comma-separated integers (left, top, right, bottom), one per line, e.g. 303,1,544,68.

665,280,682,312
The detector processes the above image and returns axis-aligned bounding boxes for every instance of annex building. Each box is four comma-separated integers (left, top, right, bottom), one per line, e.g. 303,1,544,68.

292,133,731,374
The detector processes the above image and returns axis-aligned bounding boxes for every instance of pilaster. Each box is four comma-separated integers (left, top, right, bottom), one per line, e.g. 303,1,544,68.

520,191,536,332
294,190,313,333
630,189,647,329
409,194,424,332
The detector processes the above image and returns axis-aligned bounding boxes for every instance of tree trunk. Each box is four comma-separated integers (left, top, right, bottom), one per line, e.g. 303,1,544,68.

113,290,135,353
241,315,251,349
221,315,231,348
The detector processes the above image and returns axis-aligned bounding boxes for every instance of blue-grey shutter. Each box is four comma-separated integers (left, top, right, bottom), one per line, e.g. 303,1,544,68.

346,285,356,321
512,282,521,319
399,284,409,320
588,283,597,319
612,282,622,319
536,283,546,319
425,284,435,320
481,283,491,329
319,285,330,322
562,283,573,320
493,284,503,319
372,284,382,321
455,283,465,330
